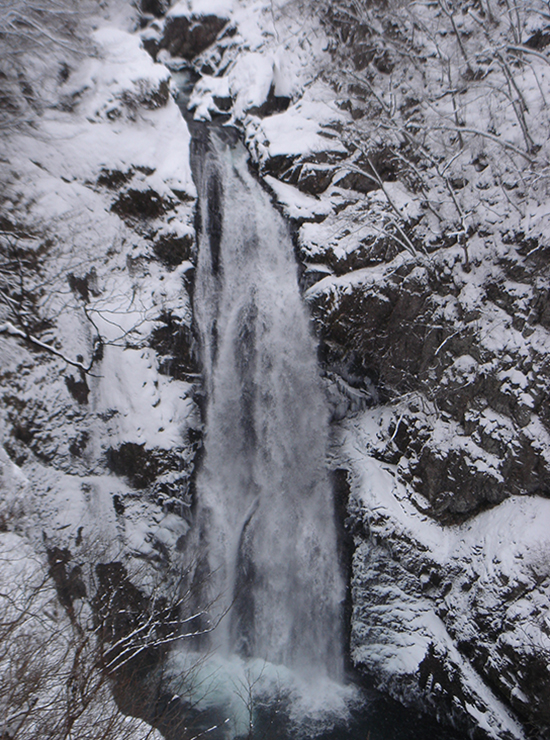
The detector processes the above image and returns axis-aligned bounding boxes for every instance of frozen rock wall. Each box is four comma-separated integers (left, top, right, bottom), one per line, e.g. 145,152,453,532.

0,14,202,731
169,1,550,738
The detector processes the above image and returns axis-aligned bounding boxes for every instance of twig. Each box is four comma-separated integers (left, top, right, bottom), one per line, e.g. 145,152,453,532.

0,321,98,375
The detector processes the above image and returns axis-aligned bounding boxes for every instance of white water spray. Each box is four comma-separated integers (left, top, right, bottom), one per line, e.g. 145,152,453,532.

190,130,344,682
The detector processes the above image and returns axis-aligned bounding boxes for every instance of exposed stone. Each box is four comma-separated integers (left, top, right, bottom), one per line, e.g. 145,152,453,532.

65,370,90,405
105,443,190,490
151,232,193,267
111,188,176,220
97,168,134,189
159,13,229,60
100,77,171,121
67,268,100,302
346,482,550,740
140,0,170,17
148,312,199,380
47,546,87,613
308,247,550,521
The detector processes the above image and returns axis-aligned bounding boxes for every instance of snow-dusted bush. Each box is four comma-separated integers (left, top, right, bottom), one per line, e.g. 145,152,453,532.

0,532,166,740
321,0,550,263
0,0,100,130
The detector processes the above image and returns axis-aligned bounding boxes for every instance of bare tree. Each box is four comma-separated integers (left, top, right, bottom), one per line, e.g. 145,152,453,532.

0,0,102,132
0,533,224,740
320,0,550,267
0,536,154,740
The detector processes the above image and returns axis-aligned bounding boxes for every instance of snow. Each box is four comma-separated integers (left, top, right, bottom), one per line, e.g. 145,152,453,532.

306,254,407,299
4,27,196,373
337,404,550,739
123,501,189,558
188,74,230,119
3,0,550,737
0,8,202,740
228,51,274,118
168,0,233,18
93,26,170,86
1,10,199,579
34,40,195,196
264,175,333,220
186,0,331,123
189,47,308,121
251,97,348,159
97,346,196,449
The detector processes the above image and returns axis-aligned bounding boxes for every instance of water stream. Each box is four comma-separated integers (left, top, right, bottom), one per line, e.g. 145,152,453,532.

158,126,352,737
153,77,469,740
190,128,344,679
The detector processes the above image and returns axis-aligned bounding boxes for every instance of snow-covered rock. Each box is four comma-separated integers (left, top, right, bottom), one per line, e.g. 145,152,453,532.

336,414,550,738
158,0,230,60
4,0,550,738
0,0,200,666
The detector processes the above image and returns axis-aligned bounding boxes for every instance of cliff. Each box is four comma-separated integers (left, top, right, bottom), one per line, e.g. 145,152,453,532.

1,1,550,738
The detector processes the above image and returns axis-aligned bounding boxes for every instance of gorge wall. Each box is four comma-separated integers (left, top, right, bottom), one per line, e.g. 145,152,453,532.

1,1,550,739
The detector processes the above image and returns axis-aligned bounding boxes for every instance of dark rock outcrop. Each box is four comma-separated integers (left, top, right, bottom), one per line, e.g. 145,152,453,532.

159,12,229,60
307,247,550,522
111,188,176,220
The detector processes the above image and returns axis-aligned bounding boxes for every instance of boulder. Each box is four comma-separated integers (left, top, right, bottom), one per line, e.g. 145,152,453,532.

159,3,229,60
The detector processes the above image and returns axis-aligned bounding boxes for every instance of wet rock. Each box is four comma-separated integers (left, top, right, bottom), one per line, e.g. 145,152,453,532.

159,12,229,60
105,443,189,490
111,188,176,220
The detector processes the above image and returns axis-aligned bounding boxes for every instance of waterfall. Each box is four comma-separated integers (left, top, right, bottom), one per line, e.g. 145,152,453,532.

189,128,344,681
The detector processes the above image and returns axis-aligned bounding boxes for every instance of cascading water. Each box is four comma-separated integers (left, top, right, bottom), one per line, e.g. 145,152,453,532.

190,128,344,679
160,127,352,738
157,111,468,740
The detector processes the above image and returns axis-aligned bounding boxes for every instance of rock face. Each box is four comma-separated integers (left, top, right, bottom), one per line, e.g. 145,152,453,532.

3,1,550,739
159,5,229,60
0,23,200,713
339,440,550,740
307,246,550,522
304,147,550,739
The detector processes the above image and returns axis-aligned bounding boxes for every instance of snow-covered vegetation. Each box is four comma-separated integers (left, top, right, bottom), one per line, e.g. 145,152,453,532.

178,1,550,736
1,0,550,738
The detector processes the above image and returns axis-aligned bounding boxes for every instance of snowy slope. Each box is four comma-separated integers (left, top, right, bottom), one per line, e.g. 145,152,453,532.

155,0,550,736
0,16,201,737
